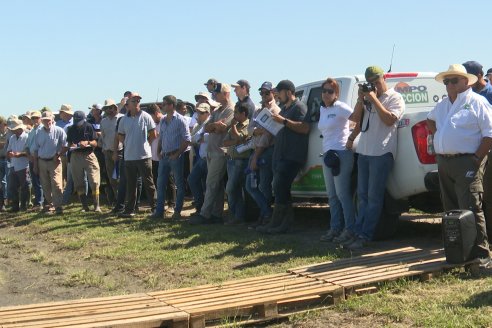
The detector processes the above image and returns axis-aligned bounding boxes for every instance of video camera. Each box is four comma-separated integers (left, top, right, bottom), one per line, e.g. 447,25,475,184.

360,82,376,93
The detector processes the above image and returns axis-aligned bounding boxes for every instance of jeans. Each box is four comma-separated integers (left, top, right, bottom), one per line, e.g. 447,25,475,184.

245,147,274,218
29,161,44,206
354,153,394,241
226,158,248,221
0,159,7,201
155,155,185,215
322,149,355,233
272,159,303,205
188,157,207,211
63,162,88,204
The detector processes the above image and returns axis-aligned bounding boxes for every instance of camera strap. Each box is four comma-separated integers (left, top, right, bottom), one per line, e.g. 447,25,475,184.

360,102,372,132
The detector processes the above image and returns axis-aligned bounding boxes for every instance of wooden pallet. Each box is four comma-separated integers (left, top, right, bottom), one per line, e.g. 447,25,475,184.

0,293,189,328
288,247,469,296
148,273,344,328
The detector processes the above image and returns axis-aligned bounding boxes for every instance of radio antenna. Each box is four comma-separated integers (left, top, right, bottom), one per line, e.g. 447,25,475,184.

388,44,395,73
156,88,160,102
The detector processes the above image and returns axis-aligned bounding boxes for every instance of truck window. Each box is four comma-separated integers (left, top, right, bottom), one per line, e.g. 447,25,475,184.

295,90,304,101
306,86,322,122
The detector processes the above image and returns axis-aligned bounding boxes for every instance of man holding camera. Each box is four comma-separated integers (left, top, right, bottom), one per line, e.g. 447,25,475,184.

345,66,405,249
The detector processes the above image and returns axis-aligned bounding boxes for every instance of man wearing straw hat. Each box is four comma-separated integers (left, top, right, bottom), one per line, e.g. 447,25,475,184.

6,119,30,212
427,63,492,267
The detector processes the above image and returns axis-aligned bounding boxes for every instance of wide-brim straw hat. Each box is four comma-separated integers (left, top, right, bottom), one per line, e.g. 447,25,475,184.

435,64,478,85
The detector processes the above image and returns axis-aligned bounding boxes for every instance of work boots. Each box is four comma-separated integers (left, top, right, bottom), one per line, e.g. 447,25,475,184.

256,204,286,233
268,204,294,234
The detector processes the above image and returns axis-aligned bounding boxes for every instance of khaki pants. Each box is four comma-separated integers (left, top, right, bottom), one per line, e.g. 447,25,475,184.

71,152,100,195
200,153,227,218
437,154,490,258
38,158,63,208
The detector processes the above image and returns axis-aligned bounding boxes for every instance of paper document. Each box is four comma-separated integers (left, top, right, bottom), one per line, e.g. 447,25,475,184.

254,108,284,136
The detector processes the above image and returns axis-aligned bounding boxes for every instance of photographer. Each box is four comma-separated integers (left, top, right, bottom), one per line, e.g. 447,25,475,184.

344,66,405,250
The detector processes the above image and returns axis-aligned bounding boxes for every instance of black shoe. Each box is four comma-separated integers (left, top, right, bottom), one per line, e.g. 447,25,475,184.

55,207,64,215
119,212,135,218
189,215,209,225
209,215,223,224
111,207,125,214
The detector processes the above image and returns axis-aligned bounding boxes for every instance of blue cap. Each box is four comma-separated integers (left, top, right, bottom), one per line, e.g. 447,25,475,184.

258,81,273,91
73,111,86,123
463,61,483,76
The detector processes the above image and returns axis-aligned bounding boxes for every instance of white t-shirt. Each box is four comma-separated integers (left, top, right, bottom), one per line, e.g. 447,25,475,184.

317,100,353,152
427,88,492,154
356,88,405,158
151,120,161,161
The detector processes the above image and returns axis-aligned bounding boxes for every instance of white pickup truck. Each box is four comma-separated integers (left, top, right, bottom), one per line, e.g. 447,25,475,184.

291,72,447,238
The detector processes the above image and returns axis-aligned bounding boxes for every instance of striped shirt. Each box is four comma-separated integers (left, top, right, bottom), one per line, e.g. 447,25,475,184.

159,111,191,153
32,125,67,159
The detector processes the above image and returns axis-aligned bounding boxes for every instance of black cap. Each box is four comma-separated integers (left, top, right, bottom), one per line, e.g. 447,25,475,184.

275,80,295,93
463,61,483,76
73,111,86,123
258,81,273,91
204,78,218,86
486,68,492,75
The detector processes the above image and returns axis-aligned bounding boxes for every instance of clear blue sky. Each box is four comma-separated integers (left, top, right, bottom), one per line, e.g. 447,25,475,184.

2,0,491,118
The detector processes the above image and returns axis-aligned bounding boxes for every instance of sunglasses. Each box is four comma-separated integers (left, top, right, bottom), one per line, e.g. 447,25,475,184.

322,88,335,95
443,77,463,85
259,90,271,96
197,111,208,115
130,99,140,103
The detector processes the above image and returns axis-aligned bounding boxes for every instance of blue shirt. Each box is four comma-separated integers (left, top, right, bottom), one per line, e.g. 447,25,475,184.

32,125,67,159
159,111,191,153
478,83,492,105
25,124,42,155
117,110,155,161
56,118,73,130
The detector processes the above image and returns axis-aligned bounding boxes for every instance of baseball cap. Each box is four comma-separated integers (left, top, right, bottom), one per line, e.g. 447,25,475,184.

463,61,483,76
41,111,54,120
365,66,385,81
258,81,273,91
486,68,492,75
73,111,86,123
196,103,211,113
204,78,218,86
275,80,295,93
88,104,103,111
231,79,250,89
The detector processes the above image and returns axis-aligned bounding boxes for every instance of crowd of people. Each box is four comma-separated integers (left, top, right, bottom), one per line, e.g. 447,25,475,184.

0,62,491,265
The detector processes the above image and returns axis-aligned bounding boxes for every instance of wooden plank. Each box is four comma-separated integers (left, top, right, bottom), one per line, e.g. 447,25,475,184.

149,273,297,299
156,278,326,306
290,248,443,275
2,308,189,328
0,299,168,321
303,253,446,281
287,247,423,272
162,280,331,308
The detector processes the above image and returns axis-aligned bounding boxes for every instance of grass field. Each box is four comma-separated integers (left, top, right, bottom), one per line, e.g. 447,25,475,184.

0,204,491,327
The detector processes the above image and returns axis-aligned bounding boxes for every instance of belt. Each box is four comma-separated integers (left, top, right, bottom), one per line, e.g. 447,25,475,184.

39,157,54,161
163,149,179,157
0,156,5,160
438,153,472,158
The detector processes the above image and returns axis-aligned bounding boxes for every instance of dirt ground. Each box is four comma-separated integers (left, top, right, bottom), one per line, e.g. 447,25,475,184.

0,203,443,327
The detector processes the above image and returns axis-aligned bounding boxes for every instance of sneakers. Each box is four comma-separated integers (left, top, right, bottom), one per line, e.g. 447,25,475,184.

333,229,354,244
55,207,64,215
478,256,492,269
320,229,340,242
345,237,369,250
